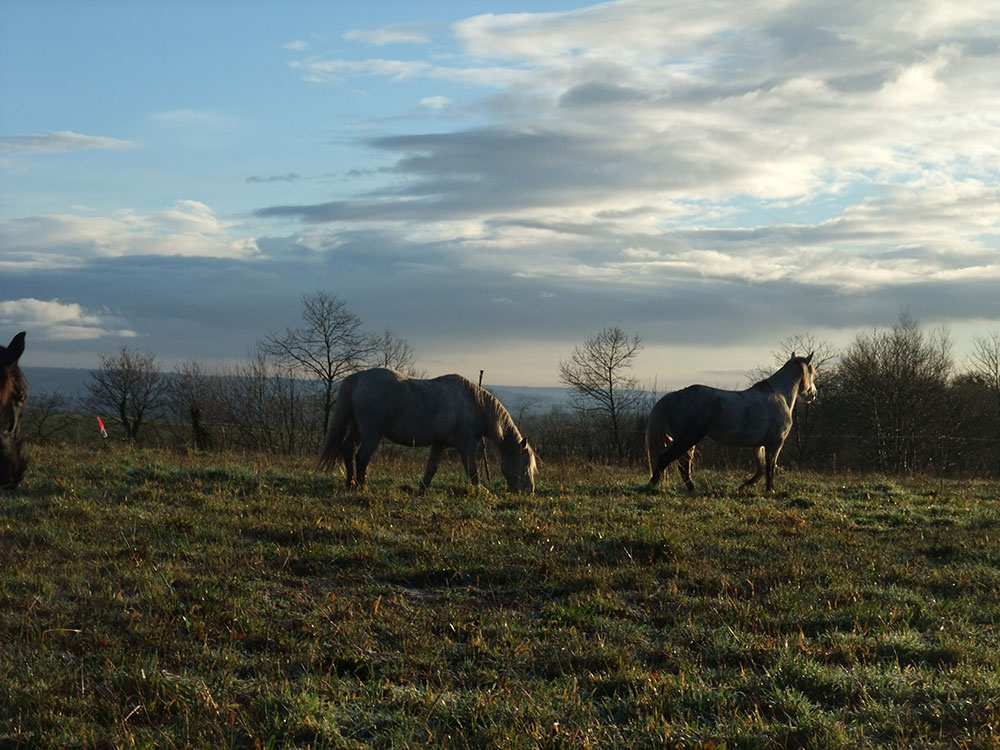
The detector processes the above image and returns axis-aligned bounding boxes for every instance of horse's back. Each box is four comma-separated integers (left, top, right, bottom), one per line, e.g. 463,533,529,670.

349,368,481,446
348,367,406,409
658,385,722,441
659,384,776,447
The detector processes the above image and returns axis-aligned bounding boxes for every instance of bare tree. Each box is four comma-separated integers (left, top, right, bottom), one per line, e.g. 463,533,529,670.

969,330,1000,410
369,327,419,375
211,345,324,455
559,326,644,461
167,361,216,450
86,345,166,441
749,333,838,383
262,292,376,433
967,329,1000,474
22,390,74,443
835,311,953,472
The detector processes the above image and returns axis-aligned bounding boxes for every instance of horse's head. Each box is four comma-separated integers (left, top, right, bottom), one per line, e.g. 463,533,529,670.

501,436,537,494
793,351,818,404
0,332,28,490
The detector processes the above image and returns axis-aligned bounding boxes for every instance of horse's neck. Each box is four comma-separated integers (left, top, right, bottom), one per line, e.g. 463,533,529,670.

491,419,522,452
478,391,520,450
766,365,801,409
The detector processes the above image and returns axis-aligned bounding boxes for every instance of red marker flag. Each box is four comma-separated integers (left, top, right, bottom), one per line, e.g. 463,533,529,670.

97,417,108,439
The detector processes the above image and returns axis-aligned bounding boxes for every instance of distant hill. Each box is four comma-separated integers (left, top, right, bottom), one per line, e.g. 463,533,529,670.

22,367,92,399
21,367,572,414
485,385,572,415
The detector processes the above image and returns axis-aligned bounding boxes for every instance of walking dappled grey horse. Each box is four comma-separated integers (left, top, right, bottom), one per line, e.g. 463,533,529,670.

647,353,817,493
1,332,28,490
318,368,537,493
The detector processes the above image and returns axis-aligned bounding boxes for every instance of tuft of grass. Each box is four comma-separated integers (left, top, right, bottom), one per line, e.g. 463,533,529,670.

2,444,1000,748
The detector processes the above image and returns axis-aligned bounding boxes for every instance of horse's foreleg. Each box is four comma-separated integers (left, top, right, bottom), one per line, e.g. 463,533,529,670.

418,444,446,494
740,447,766,489
764,445,782,492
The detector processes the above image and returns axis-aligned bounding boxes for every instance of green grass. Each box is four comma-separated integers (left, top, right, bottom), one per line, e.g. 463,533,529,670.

3,444,1000,748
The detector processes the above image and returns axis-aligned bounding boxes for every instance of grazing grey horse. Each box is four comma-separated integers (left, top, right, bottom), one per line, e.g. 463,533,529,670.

1,332,28,490
318,368,537,493
647,353,817,493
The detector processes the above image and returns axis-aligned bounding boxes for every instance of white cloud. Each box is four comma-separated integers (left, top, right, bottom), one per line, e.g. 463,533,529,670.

421,96,453,110
9,0,1000,381
272,0,1000,268
0,201,261,268
0,130,132,154
0,298,137,341
289,57,531,87
344,27,429,46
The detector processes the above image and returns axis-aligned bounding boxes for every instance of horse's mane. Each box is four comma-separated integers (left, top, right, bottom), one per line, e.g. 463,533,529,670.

458,376,522,446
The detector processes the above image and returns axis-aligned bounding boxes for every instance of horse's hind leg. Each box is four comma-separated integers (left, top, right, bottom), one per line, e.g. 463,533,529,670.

418,443,446,494
341,424,359,488
646,434,674,487
354,433,381,490
740,447,766,489
676,447,695,492
653,440,699,493
647,434,672,487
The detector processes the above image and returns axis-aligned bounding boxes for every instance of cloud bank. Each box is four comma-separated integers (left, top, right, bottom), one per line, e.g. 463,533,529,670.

4,0,999,383
0,298,136,341
267,0,1000,319
0,130,132,154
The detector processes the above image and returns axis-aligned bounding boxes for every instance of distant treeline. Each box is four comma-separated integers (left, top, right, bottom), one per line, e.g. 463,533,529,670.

18,305,1000,479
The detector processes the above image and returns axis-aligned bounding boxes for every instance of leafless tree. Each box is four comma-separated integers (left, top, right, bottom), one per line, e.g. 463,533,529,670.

85,345,166,441
969,330,1000,409
22,390,74,443
966,329,1000,473
559,326,644,461
369,327,419,375
264,292,419,434
211,346,324,455
835,312,953,472
262,292,377,433
167,361,216,450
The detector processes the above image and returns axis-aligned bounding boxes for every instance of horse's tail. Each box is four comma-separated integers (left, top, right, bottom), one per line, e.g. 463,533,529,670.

646,395,675,478
317,375,354,472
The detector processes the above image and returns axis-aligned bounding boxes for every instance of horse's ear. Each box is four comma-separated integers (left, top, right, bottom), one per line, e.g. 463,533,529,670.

1,331,25,365
790,351,797,360
805,352,814,364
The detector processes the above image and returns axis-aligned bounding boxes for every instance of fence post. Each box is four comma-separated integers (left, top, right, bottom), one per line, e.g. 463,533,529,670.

478,369,491,481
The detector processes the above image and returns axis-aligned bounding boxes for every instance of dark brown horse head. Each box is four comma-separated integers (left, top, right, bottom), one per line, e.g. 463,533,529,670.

1,332,28,490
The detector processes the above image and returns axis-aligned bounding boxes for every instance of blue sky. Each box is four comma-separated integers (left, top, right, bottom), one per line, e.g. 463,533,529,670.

2,0,999,387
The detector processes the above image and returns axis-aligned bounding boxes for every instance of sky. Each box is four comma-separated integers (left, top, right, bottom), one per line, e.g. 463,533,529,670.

1,0,999,389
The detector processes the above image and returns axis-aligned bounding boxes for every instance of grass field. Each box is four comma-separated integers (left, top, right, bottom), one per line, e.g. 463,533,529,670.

2,444,1000,748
